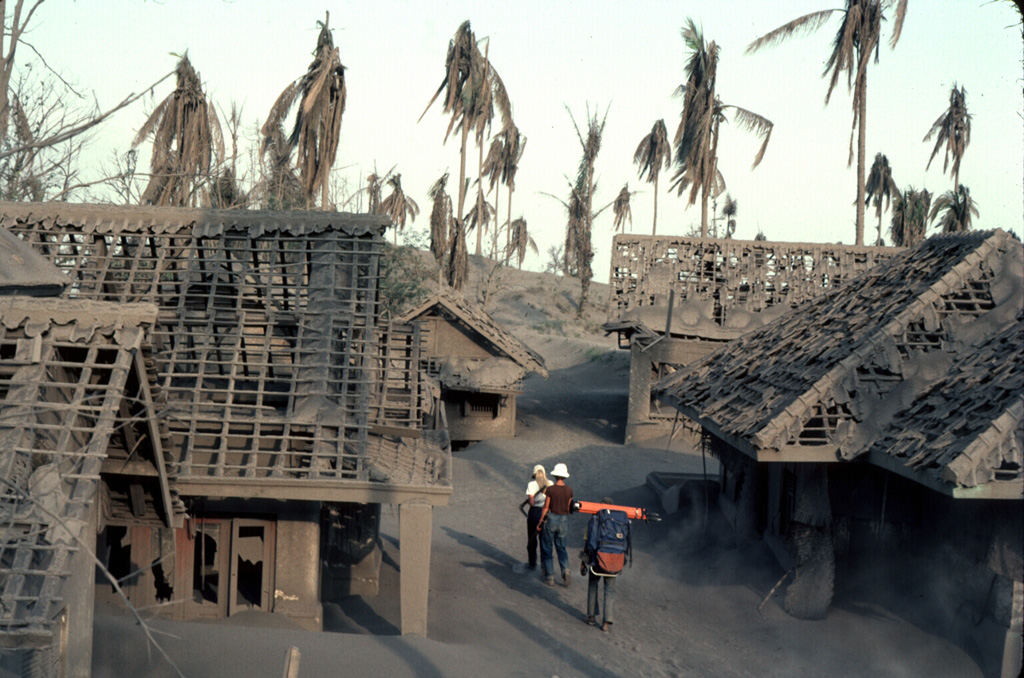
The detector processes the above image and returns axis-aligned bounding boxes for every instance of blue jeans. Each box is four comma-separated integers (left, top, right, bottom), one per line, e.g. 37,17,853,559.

587,571,616,624
541,513,569,579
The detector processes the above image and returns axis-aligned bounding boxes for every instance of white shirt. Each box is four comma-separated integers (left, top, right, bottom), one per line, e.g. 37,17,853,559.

526,480,548,508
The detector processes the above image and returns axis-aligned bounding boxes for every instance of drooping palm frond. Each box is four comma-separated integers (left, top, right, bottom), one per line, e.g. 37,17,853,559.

380,173,420,242
612,184,632,232
428,172,452,265
132,54,223,206
365,171,385,214
261,13,346,209
463,188,492,236
924,84,971,192
726,105,774,169
509,217,536,269
929,185,978,234
446,218,468,290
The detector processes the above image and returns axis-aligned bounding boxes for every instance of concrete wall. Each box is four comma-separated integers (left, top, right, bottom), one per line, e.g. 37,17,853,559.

625,337,722,444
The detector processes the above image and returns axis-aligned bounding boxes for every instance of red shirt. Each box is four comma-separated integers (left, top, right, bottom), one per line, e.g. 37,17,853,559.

545,484,574,515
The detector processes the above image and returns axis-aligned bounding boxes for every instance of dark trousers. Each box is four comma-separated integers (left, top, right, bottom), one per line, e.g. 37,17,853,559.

526,506,544,568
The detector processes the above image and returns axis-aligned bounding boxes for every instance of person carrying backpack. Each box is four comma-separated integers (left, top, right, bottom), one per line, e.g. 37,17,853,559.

580,497,631,632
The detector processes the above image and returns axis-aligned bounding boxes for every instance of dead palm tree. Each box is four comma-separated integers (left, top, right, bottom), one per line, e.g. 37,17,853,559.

379,173,420,243
564,105,607,317
865,152,898,245
722,194,737,238
257,120,303,210
890,186,930,247
365,171,385,214
929,185,978,234
446,219,468,290
633,119,672,235
421,22,512,258
428,172,453,267
676,19,773,237
924,84,970,194
483,122,526,257
747,0,907,246
612,184,633,232
262,12,346,209
132,54,223,206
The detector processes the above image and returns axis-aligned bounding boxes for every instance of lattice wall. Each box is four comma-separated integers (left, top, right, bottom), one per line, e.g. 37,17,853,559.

6,217,408,483
608,235,901,327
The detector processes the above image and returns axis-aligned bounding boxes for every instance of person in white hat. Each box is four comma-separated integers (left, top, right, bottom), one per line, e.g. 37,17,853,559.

519,464,551,570
537,462,574,586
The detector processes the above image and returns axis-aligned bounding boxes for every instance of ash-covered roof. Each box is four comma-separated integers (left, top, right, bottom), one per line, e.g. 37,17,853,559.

0,228,66,296
2,201,450,497
399,290,548,379
0,200,389,238
606,234,901,341
656,230,1023,495
0,297,157,647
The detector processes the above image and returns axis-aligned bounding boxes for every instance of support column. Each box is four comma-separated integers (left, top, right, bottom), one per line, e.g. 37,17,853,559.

66,496,99,678
399,500,433,636
1002,578,1023,678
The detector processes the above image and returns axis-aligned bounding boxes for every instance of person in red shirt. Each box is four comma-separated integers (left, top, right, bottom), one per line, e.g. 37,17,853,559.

537,463,574,586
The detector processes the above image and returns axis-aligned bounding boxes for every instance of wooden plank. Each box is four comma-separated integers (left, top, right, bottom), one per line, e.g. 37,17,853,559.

133,351,176,528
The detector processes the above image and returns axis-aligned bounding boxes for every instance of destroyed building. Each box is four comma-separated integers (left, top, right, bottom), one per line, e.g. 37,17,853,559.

0,201,452,675
399,291,547,443
604,234,900,444
655,230,1023,677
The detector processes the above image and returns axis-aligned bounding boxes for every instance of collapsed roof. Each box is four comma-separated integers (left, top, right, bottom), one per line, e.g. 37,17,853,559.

0,297,158,647
655,230,1023,498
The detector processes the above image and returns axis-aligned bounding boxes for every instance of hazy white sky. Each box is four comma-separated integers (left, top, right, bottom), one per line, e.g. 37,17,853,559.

26,0,1024,273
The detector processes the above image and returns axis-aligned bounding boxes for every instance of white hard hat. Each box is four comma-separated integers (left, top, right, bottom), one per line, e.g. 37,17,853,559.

551,463,569,478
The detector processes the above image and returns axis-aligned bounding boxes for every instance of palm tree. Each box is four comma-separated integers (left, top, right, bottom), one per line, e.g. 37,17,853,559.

929,185,978,234
676,19,773,237
747,0,908,246
865,152,897,245
612,184,632,232
262,12,346,209
132,54,223,206
364,171,384,214
483,122,526,257
257,121,303,210
428,172,453,267
463,190,493,252
889,186,930,247
421,21,511,258
379,173,420,243
633,119,672,234
564,105,607,317
722,194,737,238
924,84,970,194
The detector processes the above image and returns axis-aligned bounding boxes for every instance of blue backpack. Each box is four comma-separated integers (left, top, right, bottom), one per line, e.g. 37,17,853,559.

586,509,631,575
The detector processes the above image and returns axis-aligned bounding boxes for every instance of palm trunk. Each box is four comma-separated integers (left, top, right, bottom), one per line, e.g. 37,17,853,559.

475,140,485,257
457,125,470,223
855,75,866,246
322,173,330,210
492,182,500,260
652,173,659,236
506,184,513,262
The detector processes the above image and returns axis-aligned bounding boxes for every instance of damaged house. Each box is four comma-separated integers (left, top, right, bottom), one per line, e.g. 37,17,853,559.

655,230,1022,677
1,201,453,674
604,234,899,444
398,291,547,444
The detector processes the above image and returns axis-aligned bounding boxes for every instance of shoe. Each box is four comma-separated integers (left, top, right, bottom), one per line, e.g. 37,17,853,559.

544,578,555,586
562,570,570,586
585,616,596,626
601,622,611,633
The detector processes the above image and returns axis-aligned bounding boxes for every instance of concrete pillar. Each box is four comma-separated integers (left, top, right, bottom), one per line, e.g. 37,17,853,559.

399,501,433,636
66,497,98,678
274,506,323,631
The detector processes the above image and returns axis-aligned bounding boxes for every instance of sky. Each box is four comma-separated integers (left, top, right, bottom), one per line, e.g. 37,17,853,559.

22,0,1024,275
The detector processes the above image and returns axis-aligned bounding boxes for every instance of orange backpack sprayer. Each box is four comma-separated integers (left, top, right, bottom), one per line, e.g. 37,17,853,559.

570,500,660,522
